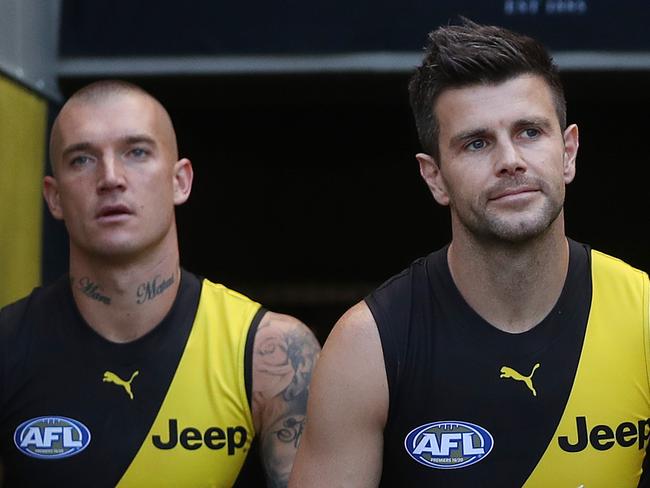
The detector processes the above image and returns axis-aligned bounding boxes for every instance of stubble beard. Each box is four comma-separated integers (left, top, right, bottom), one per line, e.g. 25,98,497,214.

458,189,564,246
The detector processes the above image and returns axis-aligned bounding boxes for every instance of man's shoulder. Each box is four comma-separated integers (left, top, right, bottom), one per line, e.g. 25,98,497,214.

369,247,447,298
590,248,648,281
569,239,647,280
186,274,265,337
256,310,309,331
321,302,383,372
331,301,377,337
252,311,320,360
1,292,31,321
0,278,65,331
0,283,57,368
0,293,32,339
364,248,449,333
0,279,74,362
196,275,262,310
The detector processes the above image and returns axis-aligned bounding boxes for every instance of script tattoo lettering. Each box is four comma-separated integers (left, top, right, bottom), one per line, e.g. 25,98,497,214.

78,277,111,305
136,274,175,304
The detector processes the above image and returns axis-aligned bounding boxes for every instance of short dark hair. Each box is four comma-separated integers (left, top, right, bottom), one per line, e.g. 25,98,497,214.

408,18,566,160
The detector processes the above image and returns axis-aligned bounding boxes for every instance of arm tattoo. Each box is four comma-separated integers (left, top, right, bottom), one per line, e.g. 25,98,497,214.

78,277,111,305
275,416,304,448
136,274,174,304
255,319,320,487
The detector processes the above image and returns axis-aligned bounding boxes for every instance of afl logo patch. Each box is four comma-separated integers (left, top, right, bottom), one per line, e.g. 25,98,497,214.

14,416,91,459
404,420,494,469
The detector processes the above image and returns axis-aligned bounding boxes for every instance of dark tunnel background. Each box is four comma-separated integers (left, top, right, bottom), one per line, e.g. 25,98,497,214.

46,0,650,344
56,70,650,344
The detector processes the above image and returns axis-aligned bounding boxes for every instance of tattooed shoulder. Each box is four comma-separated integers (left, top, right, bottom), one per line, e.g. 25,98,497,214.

253,313,320,400
252,312,321,487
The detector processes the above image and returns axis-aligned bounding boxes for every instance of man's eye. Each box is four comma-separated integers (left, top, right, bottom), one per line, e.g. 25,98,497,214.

466,139,486,151
129,148,149,159
523,128,540,138
71,155,91,166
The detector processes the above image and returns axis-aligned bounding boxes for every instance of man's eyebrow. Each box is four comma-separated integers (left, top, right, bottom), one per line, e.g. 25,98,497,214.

122,134,157,146
513,117,554,129
61,142,94,159
449,127,490,147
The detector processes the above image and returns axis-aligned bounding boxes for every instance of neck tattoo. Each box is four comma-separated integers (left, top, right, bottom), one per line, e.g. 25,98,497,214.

78,277,112,305
136,273,175,305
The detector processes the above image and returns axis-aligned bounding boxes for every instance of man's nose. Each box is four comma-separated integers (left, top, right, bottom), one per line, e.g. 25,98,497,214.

97,155,126,192
494,139,527,176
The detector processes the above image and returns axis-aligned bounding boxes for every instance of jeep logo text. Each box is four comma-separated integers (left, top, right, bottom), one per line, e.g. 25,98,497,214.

152,418,247,455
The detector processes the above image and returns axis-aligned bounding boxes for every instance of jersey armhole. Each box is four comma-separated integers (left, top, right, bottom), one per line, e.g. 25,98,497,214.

364,295,399,424
0,292,36,406
244,306,267,410
642,271,650,397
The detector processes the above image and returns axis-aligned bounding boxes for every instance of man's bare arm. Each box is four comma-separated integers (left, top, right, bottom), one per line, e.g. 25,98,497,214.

252,311,321,487
289,301,388,487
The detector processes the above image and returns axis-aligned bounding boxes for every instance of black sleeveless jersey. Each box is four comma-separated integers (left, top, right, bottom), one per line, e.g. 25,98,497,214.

0,270,267,487
366,240,650,487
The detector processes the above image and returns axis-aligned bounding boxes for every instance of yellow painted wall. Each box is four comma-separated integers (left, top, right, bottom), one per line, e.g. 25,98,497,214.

0,75,47,307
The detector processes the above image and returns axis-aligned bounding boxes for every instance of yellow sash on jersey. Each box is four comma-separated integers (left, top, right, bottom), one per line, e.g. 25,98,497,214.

524,251,650,487
117,280,261,487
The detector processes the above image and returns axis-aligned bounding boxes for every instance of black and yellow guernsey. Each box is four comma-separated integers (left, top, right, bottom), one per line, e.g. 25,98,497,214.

0,270,264,487
367,240,650,487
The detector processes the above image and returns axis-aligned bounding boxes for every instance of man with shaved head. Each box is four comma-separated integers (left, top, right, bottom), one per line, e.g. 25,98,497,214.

0,80,320,487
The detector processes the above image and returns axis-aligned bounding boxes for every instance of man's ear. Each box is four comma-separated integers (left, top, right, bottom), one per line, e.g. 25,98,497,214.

43,176,64,220
416,153,449,206
173,158,193,205
562,124,579,184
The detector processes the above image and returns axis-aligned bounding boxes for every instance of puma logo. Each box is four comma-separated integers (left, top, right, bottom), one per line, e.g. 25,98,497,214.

500,363,540,396
103,370,139,400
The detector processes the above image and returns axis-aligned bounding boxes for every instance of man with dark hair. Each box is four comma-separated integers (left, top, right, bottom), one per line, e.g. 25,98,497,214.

0,80,320,487
290,19,649,487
